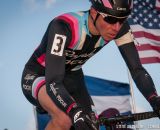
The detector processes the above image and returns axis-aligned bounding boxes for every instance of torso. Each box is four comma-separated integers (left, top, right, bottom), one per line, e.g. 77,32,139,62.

26,11,131,74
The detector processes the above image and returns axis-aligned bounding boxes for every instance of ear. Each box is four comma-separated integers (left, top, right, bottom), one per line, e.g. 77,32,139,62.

90,7,98,19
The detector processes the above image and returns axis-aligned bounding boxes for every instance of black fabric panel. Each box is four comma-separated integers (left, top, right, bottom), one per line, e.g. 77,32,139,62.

115,21,130,39
118,42,157,100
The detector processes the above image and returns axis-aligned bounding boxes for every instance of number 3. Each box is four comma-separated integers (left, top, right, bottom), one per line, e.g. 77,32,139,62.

51,34,67,56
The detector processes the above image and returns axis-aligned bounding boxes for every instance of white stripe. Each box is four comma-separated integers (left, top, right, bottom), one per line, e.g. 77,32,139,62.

91,96,131,114
32,77,45,98
130,25,160,36
77,12,84,16
135,37,160,46
77,28,86,50
95,37,102,48
115,31,134,46
138,50,160,58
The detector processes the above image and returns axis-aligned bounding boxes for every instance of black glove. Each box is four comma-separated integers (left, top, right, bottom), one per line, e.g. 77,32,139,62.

69,105,98,130
149,96,160,118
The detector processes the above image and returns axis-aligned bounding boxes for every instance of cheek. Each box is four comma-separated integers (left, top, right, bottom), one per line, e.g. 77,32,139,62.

98,22,109,31
96,18,108,30
97,24,109,37
97,22,112,36
97,23,118,41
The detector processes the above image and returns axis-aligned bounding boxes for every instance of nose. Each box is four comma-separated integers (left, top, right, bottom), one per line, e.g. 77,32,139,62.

113,22,121,31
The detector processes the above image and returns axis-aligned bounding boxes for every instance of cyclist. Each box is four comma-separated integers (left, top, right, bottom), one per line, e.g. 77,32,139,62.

21,0,160,130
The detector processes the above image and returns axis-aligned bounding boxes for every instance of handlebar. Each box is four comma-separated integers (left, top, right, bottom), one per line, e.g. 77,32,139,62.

98,111,158,126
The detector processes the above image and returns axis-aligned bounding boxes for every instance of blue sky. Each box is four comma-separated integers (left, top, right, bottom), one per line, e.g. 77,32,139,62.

0,0,160,130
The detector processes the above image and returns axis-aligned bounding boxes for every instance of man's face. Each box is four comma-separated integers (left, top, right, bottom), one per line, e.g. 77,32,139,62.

96,12,127,41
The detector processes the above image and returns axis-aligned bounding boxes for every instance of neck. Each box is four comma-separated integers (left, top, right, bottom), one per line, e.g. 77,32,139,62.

88,14,100,36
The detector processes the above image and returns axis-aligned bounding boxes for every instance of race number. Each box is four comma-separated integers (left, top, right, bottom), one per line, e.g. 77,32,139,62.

51,34,67,56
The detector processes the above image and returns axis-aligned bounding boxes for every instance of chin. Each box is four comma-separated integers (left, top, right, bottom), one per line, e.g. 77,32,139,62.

101,33,116,41
103,36,115,41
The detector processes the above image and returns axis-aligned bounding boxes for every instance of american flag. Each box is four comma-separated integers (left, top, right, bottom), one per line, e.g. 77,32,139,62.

128,0,160,64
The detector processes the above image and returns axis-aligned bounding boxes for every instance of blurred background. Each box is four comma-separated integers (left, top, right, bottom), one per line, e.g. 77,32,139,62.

0,0,159,130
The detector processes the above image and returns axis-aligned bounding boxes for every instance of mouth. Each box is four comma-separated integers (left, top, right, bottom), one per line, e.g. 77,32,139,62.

108,33,117,36
100,29,118,41
107,34,116,39
102,33,116,41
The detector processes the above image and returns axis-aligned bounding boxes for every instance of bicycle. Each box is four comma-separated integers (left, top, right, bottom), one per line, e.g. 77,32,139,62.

35,109,159,130
98,110,159,130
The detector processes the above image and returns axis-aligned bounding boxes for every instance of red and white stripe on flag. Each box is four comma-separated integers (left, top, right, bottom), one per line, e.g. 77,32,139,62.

128,0,160,64
156,0,160,10
130,25,160,64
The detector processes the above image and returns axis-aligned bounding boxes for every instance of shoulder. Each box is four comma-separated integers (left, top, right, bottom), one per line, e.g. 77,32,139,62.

55,11,87,30
52,11,89,49
48,17,70,32
114,21,134,46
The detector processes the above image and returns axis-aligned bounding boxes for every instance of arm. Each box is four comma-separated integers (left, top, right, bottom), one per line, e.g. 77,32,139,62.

45,19,76,113
115,22,158,104
118,42,157,100
118,42,160,117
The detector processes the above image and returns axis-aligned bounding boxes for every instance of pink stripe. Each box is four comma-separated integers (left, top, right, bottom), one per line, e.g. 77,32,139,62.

63,14,79,48
66,103,76,113
156,0,160,10
135,44,160,64
156,7,160,10
102,0,112,9
34,80,46,98
58,14,79,49
133,31,160,41
37,54,46,67
136,44,160,52
140,57,160,64
58,16,76,48
147,92,158,102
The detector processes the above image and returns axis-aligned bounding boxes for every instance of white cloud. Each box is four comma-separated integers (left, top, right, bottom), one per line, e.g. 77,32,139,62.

25,0,39,11
25,0,57,11
45,0,56,9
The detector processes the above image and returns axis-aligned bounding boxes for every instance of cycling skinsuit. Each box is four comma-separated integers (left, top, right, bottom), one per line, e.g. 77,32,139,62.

21,11,157,114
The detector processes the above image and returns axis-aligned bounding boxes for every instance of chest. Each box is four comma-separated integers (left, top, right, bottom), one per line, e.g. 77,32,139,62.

65,35,108,64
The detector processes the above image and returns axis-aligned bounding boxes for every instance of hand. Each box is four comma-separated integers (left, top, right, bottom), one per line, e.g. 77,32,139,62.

69,106,98,130
149,96,160,118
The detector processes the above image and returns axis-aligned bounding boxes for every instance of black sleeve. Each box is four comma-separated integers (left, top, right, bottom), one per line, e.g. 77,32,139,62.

45,19,76,113
118,42,157,101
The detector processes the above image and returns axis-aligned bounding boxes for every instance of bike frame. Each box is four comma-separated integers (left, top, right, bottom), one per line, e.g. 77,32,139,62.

98,111,158,130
